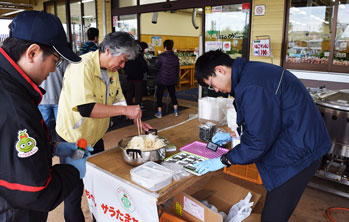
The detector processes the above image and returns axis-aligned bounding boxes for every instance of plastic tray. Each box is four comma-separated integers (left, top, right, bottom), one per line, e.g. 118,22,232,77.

180,141,229,159
130,161,174,191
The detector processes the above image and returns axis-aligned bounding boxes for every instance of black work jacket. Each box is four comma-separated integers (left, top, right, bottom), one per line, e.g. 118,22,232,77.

0,47,79,221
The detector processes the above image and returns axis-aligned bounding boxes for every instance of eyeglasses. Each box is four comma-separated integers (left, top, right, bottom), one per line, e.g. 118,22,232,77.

41,48,64,67
208,72,215,90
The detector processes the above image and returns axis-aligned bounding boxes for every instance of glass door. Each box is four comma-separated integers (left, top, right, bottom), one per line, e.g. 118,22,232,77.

203,3,251,98
204,3,250,59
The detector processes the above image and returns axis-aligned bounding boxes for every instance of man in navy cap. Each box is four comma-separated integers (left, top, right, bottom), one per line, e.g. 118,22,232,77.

0,10,93,221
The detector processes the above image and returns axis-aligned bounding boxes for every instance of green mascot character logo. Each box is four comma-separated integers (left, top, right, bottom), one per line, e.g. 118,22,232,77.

16,129,38,158
121,194,132,209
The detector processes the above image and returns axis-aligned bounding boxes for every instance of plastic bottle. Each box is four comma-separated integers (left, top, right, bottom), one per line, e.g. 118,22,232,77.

72,139,87,159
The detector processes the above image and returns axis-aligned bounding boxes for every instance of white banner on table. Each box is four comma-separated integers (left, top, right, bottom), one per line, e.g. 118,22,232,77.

84,163,159,222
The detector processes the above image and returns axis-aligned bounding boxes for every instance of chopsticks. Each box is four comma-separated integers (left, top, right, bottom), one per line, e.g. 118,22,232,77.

136,118,143,136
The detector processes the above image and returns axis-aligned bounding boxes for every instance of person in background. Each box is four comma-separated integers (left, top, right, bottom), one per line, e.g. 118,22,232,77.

155,39,180,118
38,59,69,140
193,50,331,222
125,41,149,107
81,27,99,55
56,31,152,222
0,10,93,221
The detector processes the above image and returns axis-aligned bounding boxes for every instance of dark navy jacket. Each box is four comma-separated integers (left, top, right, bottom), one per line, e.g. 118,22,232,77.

227,58,331,191
0,47,79,221
155,50,179,85
125,54,149,81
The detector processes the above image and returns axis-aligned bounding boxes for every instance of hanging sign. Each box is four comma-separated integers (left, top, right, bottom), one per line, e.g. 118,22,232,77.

242,3,250,12
253,39,271,56
113,16,118,28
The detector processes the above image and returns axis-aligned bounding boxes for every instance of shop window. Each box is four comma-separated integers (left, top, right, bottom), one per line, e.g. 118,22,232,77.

0,19,11,45
83,0,97,38
204,4,250,59
333,0,349,66
114,14,138,38
70,1,83,54
44,0,97,55
285,0,349,73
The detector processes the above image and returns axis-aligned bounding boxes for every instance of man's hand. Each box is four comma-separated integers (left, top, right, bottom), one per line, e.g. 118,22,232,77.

133,119,152,132
54,142,77,158
193,158,226,174
63,157,87,179
124,105,142,119
54,142,94,158
212,132,232,146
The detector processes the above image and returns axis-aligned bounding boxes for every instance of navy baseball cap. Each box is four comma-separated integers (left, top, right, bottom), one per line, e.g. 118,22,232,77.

10,10,81,63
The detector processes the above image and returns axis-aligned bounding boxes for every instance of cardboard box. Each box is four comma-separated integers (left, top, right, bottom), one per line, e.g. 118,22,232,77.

166,176,261,222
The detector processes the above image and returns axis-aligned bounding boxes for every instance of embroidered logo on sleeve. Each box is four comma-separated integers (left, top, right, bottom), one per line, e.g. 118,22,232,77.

15,129,38,158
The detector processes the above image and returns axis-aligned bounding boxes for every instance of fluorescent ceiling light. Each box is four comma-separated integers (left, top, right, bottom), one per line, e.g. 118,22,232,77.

83,15,94,18
2,9,25,16
82,0,94,3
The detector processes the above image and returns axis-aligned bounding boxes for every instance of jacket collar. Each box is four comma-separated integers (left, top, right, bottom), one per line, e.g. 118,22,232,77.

0,47,43,105
230,57,247,97
82,50,117,79
162,50,174,55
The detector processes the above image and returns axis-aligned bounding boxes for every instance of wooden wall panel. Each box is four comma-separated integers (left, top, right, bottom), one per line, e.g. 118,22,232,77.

250,0,285,65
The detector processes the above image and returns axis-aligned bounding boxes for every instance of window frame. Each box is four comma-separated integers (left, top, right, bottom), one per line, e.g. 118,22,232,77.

282,0,348,74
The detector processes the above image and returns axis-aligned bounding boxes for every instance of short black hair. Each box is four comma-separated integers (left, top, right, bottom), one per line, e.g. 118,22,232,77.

195,50,234,87
163,39,174,50
2,37,52,62
87,27,99,40
139,42,148,52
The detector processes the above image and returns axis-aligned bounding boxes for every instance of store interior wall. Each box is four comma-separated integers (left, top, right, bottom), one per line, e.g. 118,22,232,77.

141,11,202,37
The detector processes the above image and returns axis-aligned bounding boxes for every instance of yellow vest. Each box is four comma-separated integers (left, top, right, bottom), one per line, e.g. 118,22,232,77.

56,50,125,146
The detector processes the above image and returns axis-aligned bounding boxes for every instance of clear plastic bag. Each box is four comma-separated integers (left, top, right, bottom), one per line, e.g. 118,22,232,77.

226,192,254,222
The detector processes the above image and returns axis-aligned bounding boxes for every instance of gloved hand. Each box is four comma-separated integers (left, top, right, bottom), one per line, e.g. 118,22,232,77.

193,158,226,175
54,142,94,158
63,157,87,179
212,132,232,146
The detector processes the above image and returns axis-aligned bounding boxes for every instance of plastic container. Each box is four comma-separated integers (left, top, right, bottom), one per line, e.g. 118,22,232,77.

198,97,229,125
130,161,174,191
72,139,87,159
224,164,263,184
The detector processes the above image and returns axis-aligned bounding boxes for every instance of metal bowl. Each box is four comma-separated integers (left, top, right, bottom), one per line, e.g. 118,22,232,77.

117,134,168,166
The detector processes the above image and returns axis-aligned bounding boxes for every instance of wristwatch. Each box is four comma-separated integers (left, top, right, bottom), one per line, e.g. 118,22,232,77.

220,154,231,167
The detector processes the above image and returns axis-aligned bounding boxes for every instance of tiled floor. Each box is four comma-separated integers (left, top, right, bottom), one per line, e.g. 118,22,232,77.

47,91,348,222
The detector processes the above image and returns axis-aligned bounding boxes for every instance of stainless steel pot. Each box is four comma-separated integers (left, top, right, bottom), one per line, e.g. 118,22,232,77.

117,130,168,166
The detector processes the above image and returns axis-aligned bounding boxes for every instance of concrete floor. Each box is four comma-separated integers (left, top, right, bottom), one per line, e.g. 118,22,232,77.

47,95,349,222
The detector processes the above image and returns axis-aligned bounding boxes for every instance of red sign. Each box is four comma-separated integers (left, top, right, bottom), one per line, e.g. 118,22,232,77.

242,3,250,10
